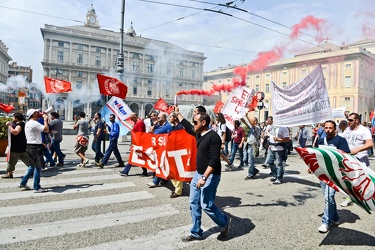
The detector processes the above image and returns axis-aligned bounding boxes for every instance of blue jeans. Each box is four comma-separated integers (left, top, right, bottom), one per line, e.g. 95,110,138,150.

266,149,285,181
43,147,55,167
247,143,258,176
189,171,228,238
299,138,307,148
102,137,123,165
121,164,148,175
320,181,339,226
51,140,64,164
92,139,104,163
229,143,244,166
20,166,41,190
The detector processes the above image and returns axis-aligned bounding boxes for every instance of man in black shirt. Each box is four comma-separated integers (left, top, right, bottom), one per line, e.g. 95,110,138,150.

176,110,231,241
92,112,105,165
1,112,29,178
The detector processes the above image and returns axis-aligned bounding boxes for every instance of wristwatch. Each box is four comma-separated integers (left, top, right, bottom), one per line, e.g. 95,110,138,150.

202,176,207,181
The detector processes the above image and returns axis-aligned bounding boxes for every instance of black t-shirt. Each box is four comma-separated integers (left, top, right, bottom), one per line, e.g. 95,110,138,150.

11,121,27,153
94,120,105,140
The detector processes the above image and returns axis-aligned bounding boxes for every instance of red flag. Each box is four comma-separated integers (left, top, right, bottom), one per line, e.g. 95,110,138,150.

247,95,258,112
213,101,224,113
97,74,127,99
0,103,15,113
154,98,173,114
44,76,72,93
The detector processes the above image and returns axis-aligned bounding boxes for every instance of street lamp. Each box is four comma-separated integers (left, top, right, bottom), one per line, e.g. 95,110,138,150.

116,0,125,82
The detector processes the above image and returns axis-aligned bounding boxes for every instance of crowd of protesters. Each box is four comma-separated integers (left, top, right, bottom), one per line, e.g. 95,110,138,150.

1,105,374,239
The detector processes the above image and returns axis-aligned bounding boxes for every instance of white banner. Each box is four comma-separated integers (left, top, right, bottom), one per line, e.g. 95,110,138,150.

272,64,333,126
332,107,347,119
221,86,254,131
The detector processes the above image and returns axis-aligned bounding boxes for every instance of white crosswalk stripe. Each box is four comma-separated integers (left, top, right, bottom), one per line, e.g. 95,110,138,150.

0,161,199,249
0,204,179,245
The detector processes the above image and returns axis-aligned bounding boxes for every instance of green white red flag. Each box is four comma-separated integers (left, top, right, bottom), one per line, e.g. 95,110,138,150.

296,146,375,214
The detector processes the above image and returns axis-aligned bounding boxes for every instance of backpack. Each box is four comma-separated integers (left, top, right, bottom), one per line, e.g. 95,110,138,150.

225,126,232,142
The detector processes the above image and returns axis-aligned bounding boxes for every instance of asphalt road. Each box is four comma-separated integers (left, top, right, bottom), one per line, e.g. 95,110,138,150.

0,134,374,250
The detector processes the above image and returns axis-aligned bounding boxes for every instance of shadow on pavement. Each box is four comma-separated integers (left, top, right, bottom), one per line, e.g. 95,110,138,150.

320,227,375,247
48,183,104,193
200,196,255,241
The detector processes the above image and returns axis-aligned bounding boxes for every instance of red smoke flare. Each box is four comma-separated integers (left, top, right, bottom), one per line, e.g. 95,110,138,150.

290,15,325,39
177,15,325,97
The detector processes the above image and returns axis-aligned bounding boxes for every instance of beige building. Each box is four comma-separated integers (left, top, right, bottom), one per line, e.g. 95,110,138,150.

41,4,205,120
204,39,375,122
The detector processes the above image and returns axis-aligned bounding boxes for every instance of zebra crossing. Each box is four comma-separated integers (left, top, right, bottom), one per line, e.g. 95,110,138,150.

0,164,205,249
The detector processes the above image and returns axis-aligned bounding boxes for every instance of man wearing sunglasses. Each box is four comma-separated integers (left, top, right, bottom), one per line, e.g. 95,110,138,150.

174,106,231,241
341,112,374,207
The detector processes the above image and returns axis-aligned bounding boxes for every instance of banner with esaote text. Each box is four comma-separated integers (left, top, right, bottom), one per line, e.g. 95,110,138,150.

332,107,347,119
220,86,254,131
296,146,375,214
128,130,197,182
271,64,333,126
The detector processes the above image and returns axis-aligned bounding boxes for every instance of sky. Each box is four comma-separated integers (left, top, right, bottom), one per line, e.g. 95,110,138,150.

1,0,375,86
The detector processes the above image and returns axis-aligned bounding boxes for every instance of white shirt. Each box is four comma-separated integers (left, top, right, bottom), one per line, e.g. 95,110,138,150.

25,120,45,144
217,123,226,140
342,124,372,158
269,127,289,151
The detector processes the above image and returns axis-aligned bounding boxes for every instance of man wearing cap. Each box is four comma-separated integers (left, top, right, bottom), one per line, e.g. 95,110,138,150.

19,109,50,193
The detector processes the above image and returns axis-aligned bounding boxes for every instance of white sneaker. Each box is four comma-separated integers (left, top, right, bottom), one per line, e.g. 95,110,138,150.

318,224,329,233
340,198,353,207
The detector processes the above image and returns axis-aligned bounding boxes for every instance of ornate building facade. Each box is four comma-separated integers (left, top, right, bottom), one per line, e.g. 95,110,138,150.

41,4,205,120
204,39,375,122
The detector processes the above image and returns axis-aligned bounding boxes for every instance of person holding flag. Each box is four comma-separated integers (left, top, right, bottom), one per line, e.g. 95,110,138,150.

313,120,350,233
99,114,124,169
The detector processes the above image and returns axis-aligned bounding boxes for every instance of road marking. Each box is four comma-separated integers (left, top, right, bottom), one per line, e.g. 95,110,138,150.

0,191,153,218
0,204,179,245
0,182,135,201
78,225,213,250
0,174,124,189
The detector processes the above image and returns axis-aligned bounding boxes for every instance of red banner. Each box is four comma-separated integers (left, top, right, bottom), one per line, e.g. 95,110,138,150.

247,95,258,111
97,74,127,99
128,130,197,182
213,101,224,113
154,98,173,114
44,76,72,93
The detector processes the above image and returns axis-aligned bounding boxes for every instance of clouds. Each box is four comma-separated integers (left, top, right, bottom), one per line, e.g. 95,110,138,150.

1,0,374,85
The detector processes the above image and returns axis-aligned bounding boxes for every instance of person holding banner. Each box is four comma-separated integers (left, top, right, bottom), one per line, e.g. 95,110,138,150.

340,112,373,207
147,112,172,188
99,114,124,169
119,113,148,177
313,120,350,233
242,116,261,180
180,112,231,241
168,112,185,198
1,113,29,179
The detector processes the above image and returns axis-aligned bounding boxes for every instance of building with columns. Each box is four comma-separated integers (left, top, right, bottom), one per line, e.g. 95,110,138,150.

204,39,375,122
41,4,205,120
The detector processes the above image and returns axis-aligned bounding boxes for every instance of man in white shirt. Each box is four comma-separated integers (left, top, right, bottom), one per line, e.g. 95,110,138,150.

19,109,50,193
264,126,290,184
341,112,373,206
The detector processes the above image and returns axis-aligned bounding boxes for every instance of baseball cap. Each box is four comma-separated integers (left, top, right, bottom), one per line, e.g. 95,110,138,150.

26,109,39,119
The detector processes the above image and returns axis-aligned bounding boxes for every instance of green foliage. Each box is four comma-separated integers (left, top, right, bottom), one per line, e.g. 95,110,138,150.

0,117,13,140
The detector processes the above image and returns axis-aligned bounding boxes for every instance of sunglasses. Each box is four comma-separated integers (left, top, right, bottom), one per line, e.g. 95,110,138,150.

193,120,198,125
347,118,354,122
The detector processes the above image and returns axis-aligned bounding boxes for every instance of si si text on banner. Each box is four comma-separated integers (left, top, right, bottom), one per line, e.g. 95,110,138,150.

128,130,197,182
271,64,333,126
